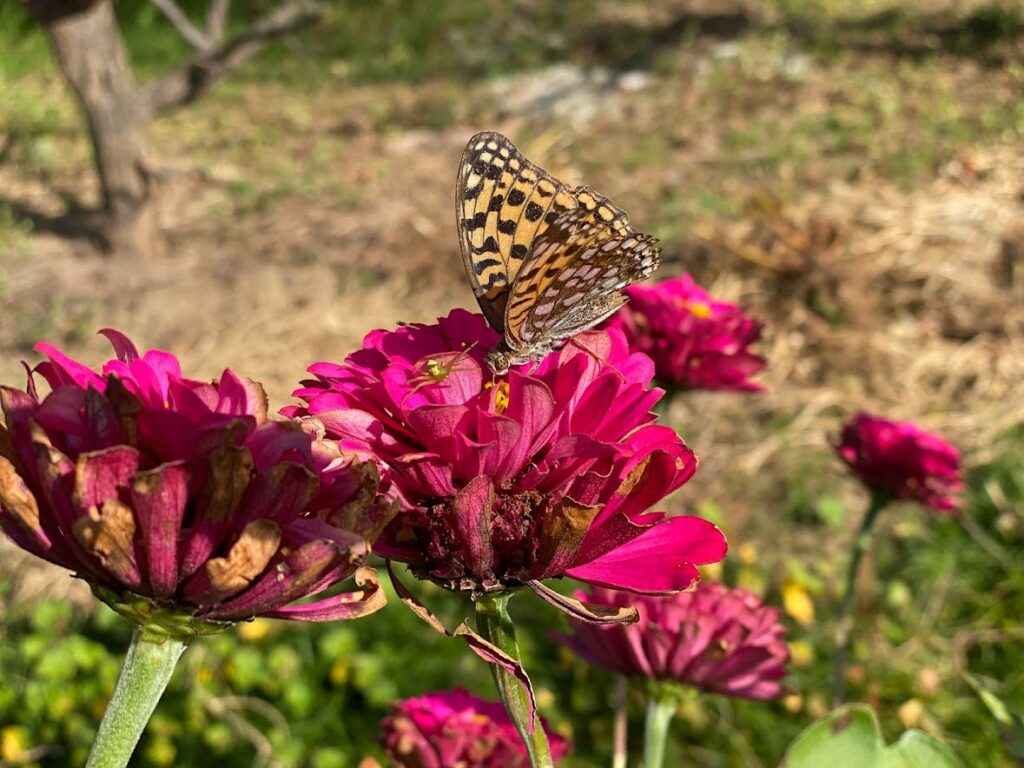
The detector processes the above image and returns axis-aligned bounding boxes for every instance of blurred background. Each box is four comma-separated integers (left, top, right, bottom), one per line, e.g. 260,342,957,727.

1,0,1023,765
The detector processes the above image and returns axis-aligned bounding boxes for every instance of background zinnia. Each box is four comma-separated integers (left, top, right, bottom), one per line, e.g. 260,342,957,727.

837,412,963,513
554,582,788,768
832,412,963,706
605,274,766,392
554,582,790,701
380,689,571,768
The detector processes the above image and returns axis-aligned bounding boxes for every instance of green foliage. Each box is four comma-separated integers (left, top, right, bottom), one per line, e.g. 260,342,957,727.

1,431,1021,766
782,704,963,767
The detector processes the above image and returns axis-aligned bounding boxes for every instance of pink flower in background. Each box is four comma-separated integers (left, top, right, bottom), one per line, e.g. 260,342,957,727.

554,583,789,700
0,331,394,631
380,690,570,768
605,274,766,392
286,310,726,618
837,412,963,513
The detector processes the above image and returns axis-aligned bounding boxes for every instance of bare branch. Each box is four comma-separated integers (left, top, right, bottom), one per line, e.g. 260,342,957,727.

206,0,230,43
151,0,212,51
139,0,322,118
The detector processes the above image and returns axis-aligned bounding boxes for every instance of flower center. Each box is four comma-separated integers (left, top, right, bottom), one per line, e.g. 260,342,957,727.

493,380,510,415
686,300,712,318
416,487,544,593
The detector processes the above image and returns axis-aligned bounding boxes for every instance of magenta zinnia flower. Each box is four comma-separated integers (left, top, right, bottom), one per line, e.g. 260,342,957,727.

554,583,789,700
286,310,726,613
605,274,766,392
837,412,963,513
0,331,394,632
380,690,571,768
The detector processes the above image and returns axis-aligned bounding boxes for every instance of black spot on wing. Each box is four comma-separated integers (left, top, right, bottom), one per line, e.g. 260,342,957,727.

474,257,501,275
507,189,526,206
463,184,482,201
481,272,506,290
497,219,517,235
473,236,500,254
488,194,506,212
510,244,528,260
525,202,544,222
463,212,487,231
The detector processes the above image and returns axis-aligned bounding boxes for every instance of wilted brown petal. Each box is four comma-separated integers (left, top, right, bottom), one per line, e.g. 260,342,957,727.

205,519,282,595
387,560,452,635
536,497,600,576
616,455,653,497
73,499,139,585
103,376,141,446
527,580,638,625
0,423,17,465
202,445,254,523
0,455,41,532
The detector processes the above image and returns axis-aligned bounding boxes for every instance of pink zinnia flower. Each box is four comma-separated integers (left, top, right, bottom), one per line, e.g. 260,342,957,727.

0,331,394,631
380,690,571,767
605,274,766,392
286,309,726,616
554,583,789,700
837,412,964,513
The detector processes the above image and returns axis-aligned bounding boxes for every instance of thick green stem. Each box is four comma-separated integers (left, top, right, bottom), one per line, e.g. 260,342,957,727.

832,491,889,706
474,592,553,768
643,695,677,768
86,629,188,768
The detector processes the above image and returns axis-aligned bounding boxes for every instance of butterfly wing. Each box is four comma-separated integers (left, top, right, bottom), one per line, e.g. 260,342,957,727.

505,207,661,350
457,132,581,332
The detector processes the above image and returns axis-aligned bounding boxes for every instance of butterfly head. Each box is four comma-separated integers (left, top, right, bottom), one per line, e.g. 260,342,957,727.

485,347,513,376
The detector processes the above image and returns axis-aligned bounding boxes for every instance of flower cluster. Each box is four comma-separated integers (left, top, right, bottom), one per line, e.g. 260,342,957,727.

380,690,570,767
606,274,765,392
554,583,789,700
837,412,963,513
286,310,726,616
0,331,394,631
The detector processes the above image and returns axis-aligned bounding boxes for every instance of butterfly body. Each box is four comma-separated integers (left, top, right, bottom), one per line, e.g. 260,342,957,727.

457,131,661,374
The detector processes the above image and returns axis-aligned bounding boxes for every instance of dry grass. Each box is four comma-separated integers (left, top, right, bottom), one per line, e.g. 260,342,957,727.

1,1,1022,592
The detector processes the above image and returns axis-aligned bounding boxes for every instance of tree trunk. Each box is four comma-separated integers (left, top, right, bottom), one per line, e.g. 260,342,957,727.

29,0,155,253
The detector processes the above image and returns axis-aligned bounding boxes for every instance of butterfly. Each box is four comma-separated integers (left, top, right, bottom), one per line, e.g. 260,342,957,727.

457,131,661,374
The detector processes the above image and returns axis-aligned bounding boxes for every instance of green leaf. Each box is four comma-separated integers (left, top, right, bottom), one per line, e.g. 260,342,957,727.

782,705,964,768
783,705,883,768
883,731,964,768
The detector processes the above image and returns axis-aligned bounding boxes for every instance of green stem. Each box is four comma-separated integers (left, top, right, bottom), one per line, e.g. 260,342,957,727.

474,592,553,768
832,491,889,706
86,629,188,768
643,695,677,768
612,677,628,768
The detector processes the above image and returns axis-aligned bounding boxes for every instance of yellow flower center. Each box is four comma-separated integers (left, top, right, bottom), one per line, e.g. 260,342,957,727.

493,380,510,415
687,300,712,318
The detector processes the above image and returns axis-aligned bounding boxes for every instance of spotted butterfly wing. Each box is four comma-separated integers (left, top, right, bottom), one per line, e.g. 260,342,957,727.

507,207,660,350
457,131,576,330
456,131,660,373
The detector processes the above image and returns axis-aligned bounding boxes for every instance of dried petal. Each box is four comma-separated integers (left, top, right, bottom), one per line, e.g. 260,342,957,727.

204,519,282,595
73,499,140,586
0,455,42,534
